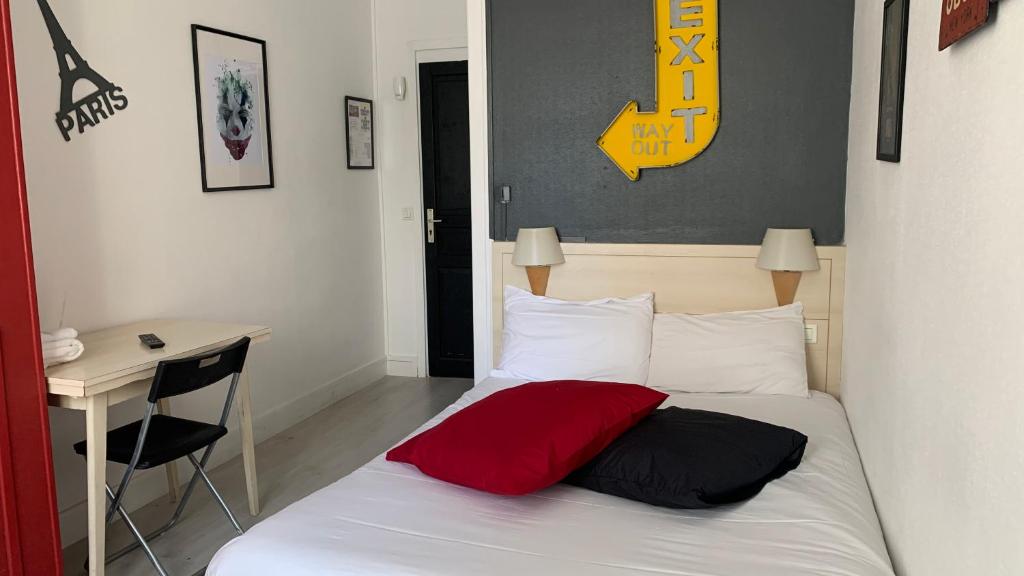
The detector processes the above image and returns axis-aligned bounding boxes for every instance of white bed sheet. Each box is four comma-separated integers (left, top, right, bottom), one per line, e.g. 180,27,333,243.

209,378,894,576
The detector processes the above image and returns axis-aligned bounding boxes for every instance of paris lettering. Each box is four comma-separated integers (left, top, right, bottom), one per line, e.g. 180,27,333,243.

37,0,129,142
56,87,129,142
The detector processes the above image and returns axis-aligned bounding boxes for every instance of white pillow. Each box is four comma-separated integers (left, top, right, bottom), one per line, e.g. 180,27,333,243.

492,286,654,385
647,303,809,397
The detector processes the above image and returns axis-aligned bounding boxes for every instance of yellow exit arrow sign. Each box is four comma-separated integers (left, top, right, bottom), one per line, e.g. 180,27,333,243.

598,0,721,181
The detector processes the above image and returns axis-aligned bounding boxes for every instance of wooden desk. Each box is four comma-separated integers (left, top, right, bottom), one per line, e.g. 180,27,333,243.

47,319,271,576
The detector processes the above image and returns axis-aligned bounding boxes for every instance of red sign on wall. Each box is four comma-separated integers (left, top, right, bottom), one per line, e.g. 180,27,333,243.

939,0,991,51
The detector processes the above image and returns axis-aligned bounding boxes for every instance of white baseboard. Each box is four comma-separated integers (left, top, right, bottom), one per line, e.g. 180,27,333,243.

58,357,387,548
386,354,419,377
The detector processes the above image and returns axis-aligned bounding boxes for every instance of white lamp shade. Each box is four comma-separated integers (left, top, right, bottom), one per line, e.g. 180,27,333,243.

512,227,565,267
756,228,820,272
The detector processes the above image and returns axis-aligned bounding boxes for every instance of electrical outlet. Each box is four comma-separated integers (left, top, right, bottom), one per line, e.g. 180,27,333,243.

804,324,818,344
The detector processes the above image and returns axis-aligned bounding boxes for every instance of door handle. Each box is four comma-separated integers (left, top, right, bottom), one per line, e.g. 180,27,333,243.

426,209,443,244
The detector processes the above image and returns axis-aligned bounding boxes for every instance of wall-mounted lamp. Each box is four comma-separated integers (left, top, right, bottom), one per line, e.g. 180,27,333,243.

512,227,565,296
756,228,820,306
393,76,407,101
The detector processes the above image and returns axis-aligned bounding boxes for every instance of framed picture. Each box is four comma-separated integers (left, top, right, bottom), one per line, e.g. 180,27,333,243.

877,0,910,163
192,25,274,192
345,96,374,169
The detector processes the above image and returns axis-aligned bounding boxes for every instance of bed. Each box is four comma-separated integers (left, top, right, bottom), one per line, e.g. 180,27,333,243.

208,376,894,575
210,242,892,574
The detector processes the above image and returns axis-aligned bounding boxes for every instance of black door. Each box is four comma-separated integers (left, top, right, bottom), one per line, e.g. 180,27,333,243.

421,61,473,378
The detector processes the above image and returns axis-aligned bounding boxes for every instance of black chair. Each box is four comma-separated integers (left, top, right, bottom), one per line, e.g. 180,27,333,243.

74,337,252,575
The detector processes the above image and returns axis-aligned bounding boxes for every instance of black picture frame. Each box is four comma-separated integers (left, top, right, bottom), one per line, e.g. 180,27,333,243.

345,96,375,170
877,0,910,163
192,24,275,192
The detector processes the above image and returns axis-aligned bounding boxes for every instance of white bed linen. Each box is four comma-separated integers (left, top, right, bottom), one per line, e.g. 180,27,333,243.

209,378,894,576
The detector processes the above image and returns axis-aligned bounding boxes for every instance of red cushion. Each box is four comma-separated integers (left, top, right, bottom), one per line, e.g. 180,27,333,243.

386,380,668,495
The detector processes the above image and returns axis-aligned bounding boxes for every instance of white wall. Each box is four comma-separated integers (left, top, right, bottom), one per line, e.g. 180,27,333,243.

371,0,467,377
11,0,385,546
844,2,1024,575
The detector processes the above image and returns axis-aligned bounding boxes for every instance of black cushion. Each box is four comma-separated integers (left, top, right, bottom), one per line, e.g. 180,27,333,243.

74,414,227,469
565,407,808,509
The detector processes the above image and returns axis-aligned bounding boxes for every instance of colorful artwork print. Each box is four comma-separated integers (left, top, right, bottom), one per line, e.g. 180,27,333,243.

210,60,262,163
192,25,274,191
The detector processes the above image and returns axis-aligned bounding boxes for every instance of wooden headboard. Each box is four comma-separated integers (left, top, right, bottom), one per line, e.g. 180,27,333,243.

492,243,846,398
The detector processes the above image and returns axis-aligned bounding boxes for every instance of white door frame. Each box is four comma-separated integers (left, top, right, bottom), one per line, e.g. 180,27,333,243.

467,0,492,383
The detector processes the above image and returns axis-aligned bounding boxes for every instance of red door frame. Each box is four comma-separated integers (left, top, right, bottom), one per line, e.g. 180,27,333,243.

0,0,63,573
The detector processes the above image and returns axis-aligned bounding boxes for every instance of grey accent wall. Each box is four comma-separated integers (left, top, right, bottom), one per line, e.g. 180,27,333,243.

489,0,854,245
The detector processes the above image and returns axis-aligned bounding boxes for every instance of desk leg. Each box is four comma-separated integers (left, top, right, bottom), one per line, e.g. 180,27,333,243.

85,393,108,576
237,367,260,516
157,398,182,503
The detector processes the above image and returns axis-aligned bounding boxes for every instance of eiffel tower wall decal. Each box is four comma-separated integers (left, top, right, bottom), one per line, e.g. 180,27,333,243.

37,0,128,142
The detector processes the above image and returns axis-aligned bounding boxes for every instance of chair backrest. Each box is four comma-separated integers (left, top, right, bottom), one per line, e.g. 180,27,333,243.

148,337,251,402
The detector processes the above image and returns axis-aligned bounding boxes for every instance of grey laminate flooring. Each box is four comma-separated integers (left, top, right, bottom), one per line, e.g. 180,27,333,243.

61,376,473,576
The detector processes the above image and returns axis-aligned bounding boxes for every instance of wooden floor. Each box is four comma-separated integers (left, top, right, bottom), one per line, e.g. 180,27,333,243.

62,376,473,576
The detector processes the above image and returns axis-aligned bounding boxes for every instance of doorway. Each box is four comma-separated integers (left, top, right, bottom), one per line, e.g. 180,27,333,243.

420,61,473,378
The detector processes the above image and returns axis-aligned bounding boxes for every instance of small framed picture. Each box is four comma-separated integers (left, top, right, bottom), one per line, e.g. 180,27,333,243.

345,96,374,169
876,0,910,163
192,25,275,191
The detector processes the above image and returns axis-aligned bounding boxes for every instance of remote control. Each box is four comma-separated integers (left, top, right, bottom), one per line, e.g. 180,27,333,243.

138,333,165,349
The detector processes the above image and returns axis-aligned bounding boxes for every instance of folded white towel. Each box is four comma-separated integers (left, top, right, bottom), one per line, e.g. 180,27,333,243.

42,338,84,367
43,338,80,352
43,344,77,357
41,328,78,343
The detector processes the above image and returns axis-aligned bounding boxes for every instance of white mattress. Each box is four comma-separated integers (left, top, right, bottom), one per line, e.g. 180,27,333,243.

209,378,894,576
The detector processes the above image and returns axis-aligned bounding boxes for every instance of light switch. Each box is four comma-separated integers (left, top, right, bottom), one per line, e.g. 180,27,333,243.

804,324,818,344
401,207,414,221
